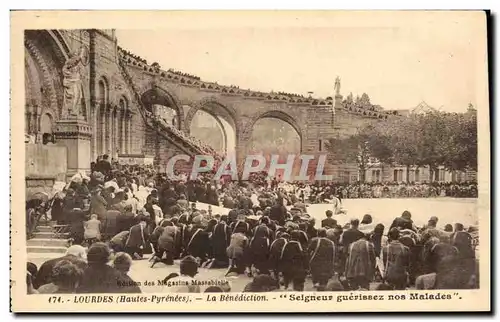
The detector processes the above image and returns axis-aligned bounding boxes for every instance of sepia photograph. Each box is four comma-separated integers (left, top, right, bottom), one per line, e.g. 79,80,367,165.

10,10,490,312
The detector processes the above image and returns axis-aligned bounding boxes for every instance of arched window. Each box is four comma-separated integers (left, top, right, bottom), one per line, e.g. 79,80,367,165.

97,78,108,156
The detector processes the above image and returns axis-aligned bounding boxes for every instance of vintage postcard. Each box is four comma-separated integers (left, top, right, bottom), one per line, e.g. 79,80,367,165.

10,10,490,313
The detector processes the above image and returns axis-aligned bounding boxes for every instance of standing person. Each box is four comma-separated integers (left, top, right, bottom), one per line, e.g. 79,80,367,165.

382,228,410,290
95,154,112,179
90,185,107,221
269,197,287,226
345,234,376,290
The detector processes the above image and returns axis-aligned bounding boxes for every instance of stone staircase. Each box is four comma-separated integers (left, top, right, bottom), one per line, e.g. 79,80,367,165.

117,54,222,160
27,221,70,258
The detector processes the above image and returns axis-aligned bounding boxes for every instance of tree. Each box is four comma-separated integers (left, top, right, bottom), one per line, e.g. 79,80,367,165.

441,111,477,172
360,93,371,108
354,95,361,107
326,125,393,182
382,114,421,181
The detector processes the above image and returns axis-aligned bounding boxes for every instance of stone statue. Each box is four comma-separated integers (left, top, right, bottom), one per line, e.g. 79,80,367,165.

334,76,341,95
62,46,89,118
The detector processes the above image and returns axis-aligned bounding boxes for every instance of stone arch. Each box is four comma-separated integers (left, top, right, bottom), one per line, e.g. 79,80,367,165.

140,86,184,131
97,76,110,106
95,76,110,155
119,95,128,112
40,112,54,134
242,110,303,150
24,30,72,119
184,97,239,138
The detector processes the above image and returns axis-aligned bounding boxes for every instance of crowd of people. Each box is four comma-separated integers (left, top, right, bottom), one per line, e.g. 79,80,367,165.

166,68,201,81
26,156,479,294
316,182,478,199
118,47,148,65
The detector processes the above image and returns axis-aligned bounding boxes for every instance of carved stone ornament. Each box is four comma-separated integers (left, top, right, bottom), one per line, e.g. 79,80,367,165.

62,46,89,118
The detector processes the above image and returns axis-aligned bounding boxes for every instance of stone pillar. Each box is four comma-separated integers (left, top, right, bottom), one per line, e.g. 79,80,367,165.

119,111,125,153
54,116,92,177
111,109,116,158
105,107,112,156
127,113,132,154
91,107,97,161
99,107,105,156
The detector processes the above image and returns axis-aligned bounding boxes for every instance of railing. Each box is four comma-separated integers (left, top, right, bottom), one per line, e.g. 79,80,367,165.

117,57,222,159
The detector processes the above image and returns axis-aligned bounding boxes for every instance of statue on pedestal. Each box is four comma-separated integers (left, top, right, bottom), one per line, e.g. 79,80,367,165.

62,46,89,118
334,76,341,96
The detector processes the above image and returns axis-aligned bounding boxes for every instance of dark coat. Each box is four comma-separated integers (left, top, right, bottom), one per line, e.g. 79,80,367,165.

34,254,87,289
77,264,140,293
125,224,148,249
103,210,120,239
270,204,287,225
185,227,210,259
268,237,287,271
211,222,231,262
382,240,410,285
308,237,335,281
90,194,108,221
279,241,308,278
321,217,337,229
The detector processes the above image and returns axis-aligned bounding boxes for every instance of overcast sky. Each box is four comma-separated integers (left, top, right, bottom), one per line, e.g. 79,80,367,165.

115,11,487,112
